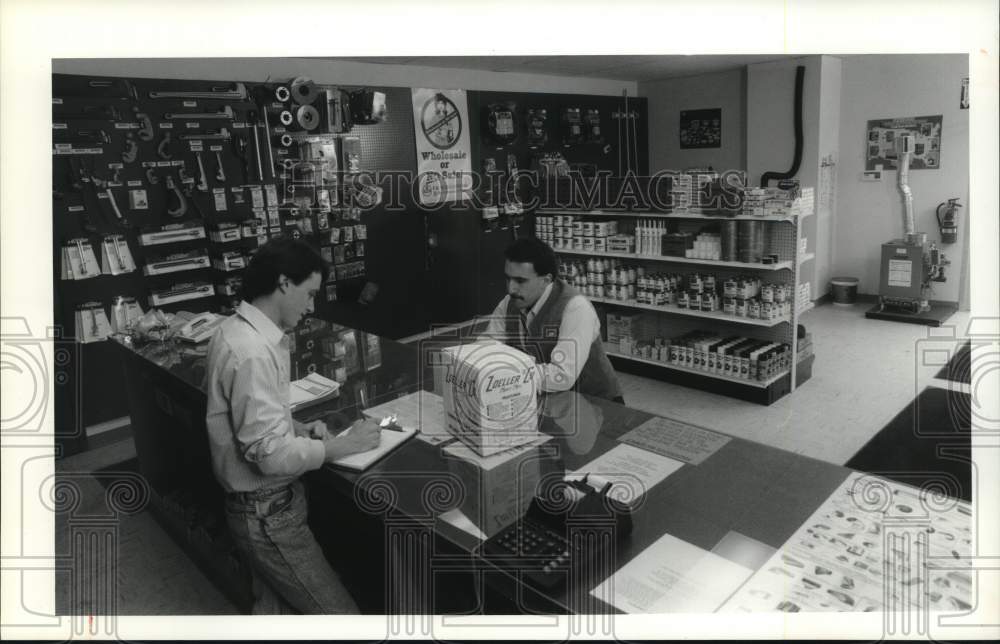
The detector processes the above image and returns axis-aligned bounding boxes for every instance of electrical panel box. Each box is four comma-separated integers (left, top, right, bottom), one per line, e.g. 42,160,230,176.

879,240,924,300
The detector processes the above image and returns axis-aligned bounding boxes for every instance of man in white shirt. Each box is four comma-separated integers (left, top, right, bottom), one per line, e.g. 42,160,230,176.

482,237,623,402
205,236,381,614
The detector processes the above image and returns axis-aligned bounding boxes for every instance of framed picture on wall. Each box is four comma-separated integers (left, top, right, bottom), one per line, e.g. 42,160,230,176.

680,108,722,149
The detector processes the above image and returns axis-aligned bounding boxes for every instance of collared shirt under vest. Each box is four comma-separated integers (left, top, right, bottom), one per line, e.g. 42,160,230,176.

483,279,623,401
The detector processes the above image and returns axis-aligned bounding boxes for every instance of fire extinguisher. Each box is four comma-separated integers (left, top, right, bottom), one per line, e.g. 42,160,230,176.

936,198,961,244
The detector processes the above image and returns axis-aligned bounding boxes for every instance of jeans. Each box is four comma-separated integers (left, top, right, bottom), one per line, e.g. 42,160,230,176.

224,480,359,614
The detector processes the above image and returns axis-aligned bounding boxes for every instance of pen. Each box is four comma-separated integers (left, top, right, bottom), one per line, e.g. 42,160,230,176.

378,416,406,432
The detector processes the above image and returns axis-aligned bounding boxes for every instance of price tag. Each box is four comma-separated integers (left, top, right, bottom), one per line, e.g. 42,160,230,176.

127,180,143,187
270,102,284,109
172,160,185,167
68,205,85,212
142,161,157,168
190,142,204,152
186,122,200,129
231,186,244,193
52,98,64,105
159,122,174,129
114,123,134,130
97,192,109,200
108,163,124,169
183,101,197,108
274,127,286,133
232,122,246,129
209,145,223,152
53,123,68,129
264,184,278,207
250,187,265,209
157,161,173,167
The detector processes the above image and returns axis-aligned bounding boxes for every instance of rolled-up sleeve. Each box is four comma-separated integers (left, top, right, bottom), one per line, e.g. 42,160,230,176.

226,353,325,477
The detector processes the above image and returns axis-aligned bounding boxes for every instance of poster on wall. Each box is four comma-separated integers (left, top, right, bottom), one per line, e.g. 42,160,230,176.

679,108,722,149
411,88,473,205
865,115,942,170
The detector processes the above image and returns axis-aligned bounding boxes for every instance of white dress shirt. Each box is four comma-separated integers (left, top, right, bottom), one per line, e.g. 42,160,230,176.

481,283,601,393
205,301,325,492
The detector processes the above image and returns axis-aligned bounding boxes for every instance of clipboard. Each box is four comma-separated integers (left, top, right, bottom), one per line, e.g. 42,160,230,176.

327,421,417,472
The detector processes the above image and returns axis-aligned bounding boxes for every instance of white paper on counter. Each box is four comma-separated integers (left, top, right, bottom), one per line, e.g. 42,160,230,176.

565,443,684,508
590,533,754,613
718,472,974,613
362,389,451,444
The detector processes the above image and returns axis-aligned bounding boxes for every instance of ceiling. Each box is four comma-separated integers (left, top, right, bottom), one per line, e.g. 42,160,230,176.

329,55,799,82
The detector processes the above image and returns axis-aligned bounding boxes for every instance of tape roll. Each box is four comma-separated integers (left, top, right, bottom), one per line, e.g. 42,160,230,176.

296,105,320,131
281,158,295,170
279,133,294,148
274,86,290,102
290,76,318,105
278,110,293,126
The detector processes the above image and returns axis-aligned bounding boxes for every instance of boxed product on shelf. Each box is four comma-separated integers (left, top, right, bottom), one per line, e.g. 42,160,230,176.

208,222,242,243
607,234,636,253
606,311,644,345
662,232,694,257
212,251,246,272
143,250,211,276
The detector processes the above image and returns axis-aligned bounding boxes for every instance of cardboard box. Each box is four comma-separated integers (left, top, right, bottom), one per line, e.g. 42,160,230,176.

437,342,539,456
443,436,551,537
606,312,643,344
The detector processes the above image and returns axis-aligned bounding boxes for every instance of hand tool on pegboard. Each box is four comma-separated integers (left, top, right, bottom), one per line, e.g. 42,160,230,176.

55,78,136,100
164,174,188,218
148,83,248,101
163,106,235,120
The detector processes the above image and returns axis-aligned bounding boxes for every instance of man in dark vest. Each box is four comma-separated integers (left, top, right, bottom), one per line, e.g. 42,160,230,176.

481,237,624,403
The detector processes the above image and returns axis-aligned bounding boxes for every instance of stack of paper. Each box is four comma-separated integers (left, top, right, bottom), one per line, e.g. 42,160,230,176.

289,372,340,411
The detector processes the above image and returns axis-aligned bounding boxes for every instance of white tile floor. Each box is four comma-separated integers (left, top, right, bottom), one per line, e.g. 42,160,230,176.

618,301,970,464
54,300,971,616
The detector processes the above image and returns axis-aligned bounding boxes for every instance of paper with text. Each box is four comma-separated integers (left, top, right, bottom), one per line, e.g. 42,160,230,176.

591,533,753,613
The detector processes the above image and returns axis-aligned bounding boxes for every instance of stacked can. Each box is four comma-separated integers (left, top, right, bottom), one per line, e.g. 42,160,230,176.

636,272,684,306
535,214,556,246
675,272,717,312
686,231,722,260
559,258,642,300
549,215,620,252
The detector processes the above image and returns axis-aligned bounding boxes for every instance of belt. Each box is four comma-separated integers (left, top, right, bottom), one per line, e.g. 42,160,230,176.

225,481,297,513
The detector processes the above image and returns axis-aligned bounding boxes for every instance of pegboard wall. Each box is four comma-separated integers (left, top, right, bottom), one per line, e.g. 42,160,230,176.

51,71,650,437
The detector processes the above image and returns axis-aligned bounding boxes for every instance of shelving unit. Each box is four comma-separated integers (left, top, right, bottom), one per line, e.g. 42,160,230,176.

588,295,790,326
537,194,816,405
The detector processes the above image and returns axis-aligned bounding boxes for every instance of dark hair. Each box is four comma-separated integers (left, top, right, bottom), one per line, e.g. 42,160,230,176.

241,236,329,301
504,237,557,279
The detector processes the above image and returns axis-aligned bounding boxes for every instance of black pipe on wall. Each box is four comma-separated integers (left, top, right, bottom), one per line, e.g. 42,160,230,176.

760,65,805,188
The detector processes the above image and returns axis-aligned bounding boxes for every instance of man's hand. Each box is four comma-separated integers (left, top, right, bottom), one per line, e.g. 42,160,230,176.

323,418,381,461
295,419,330,440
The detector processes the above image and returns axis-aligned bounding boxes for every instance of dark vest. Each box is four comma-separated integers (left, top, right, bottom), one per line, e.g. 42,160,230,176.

503,280,622,401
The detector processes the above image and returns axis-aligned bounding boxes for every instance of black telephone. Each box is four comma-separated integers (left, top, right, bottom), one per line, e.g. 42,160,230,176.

480,475,633,590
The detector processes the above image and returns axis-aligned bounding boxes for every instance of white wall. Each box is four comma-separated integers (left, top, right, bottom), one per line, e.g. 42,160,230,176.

815,56,842,299
746,56,825,299
52,58,637,97
834,54,969,303
639,69,746,172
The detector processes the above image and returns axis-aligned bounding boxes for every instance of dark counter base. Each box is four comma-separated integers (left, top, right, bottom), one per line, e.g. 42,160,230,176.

865,302,958,327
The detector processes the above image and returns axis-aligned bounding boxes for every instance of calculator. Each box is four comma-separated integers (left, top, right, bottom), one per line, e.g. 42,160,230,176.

480,481,633,590
482,514,581,589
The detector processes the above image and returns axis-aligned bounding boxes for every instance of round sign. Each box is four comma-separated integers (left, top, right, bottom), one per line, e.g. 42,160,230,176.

420,93,462,150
